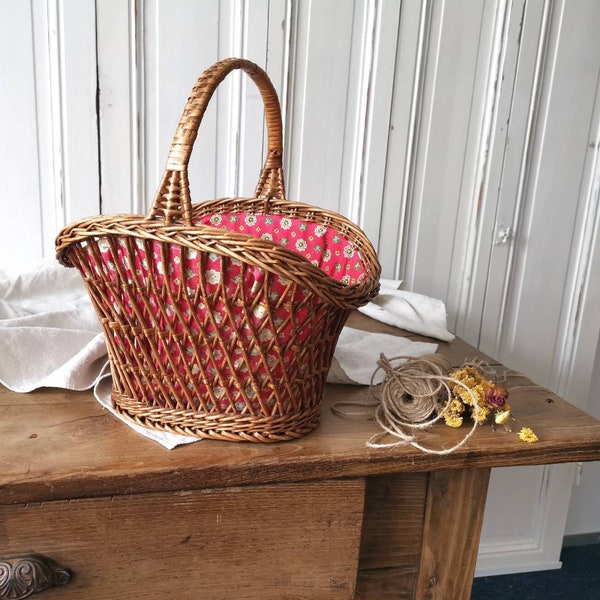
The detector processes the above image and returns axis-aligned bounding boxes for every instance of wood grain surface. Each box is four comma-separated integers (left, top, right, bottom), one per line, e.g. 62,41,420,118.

1,480,364,600
2,313,600,506
355,473,428,599
415,468,491,600
2,313,600,599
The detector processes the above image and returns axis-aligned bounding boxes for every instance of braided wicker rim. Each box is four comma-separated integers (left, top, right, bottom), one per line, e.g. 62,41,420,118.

57,202,379,310
114,395,321,443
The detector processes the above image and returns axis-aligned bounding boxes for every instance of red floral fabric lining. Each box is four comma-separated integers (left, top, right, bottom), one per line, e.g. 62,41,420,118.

79,213,367,414
197,212,366,285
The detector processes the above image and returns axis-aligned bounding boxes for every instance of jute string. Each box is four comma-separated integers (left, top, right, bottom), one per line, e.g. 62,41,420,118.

332,353,484,454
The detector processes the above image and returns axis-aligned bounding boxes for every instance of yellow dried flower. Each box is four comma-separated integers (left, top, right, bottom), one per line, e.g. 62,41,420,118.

444,413,463,428
518,427,539,443
441,362,533,440
472,404,490,424
495,409,511,425
448,398,465,414
448,368,494,409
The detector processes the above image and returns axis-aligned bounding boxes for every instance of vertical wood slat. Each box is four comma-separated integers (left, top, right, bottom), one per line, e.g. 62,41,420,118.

31,0,60,261
355,473,428,600
142,0,280,211
215,0,273,200
355,567,419,600
376,0,430,280
416,468,491,600
451,0,537,348
96,0,140,215
49,0,100,223
398,0,497,302
285,0,356,213
339,0,402,249
143,0,220,209
486,0,600,392
355,470,492,599
477,0,555,363
0,1,45,265
0,0,100,265
358,473,428,570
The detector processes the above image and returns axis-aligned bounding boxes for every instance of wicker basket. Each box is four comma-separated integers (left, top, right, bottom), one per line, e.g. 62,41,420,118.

56,58,380,442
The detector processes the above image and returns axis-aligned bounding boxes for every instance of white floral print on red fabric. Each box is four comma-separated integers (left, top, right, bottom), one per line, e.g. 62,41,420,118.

79,213,366,413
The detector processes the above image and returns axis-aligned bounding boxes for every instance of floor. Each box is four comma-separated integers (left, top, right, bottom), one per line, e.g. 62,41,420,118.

470,544,600,600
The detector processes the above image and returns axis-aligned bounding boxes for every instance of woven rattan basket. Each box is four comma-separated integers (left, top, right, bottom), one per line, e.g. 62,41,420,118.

56,58,380,442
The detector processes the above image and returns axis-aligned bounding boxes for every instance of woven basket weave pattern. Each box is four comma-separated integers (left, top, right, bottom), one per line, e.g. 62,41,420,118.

56,58,380,442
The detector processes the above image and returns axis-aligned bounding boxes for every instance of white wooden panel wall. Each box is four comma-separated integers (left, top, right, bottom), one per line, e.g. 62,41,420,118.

0,1,46,266
96,0,290,215
0,0,100,268
393,0,503,302
96,0,140,215
464,0,600,574
3,0,600,577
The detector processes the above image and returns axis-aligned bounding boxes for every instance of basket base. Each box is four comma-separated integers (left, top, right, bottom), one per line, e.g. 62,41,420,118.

113,393,321,443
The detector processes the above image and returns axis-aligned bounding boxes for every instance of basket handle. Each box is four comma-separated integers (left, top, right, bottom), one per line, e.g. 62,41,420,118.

149,58,285,225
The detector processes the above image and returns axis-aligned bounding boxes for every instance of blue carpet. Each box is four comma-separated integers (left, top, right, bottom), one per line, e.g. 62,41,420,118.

470,544,600,600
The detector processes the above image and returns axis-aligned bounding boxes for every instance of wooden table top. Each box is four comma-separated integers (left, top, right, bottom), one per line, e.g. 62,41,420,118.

2,313,600,505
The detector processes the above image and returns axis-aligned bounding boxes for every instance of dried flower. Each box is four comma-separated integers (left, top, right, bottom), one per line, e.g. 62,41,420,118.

446,365,494,424
518,427,539,443
439,362,538,445
494,409,511,425
474,404,491,424
444,414,463,428
487,385,509,408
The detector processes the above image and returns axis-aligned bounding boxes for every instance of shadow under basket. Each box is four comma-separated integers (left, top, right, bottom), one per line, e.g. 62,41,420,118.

55,58,380,442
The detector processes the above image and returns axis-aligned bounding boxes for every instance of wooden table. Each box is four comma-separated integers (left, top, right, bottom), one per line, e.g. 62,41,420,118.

2,314,600,599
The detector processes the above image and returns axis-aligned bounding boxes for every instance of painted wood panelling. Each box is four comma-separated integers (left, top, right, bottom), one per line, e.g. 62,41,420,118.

136,0,293,212
96,0,141,215
395,0,504,303
480,0,600,387
466,0,600,574
340,0,402,247
0,0,100,266
0,1,45,265
285,0,357,213
452,0,547,347
51,0,100,223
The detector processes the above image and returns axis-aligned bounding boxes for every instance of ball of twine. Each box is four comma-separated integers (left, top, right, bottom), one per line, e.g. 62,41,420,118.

364,353,482,454
374,353,450,425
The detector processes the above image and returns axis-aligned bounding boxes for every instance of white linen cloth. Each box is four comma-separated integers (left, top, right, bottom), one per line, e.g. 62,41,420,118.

327,327,437,385
359,279,455,342
0,262,452,448
0,260,106,392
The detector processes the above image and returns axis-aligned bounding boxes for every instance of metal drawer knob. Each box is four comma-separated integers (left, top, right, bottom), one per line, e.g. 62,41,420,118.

0,554,71,599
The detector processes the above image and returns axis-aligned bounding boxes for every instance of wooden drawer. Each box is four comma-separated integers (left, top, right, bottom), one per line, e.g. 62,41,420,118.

1,480,365,600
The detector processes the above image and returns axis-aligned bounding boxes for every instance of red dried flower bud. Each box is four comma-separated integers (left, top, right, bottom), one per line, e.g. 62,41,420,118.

486,385,509,408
